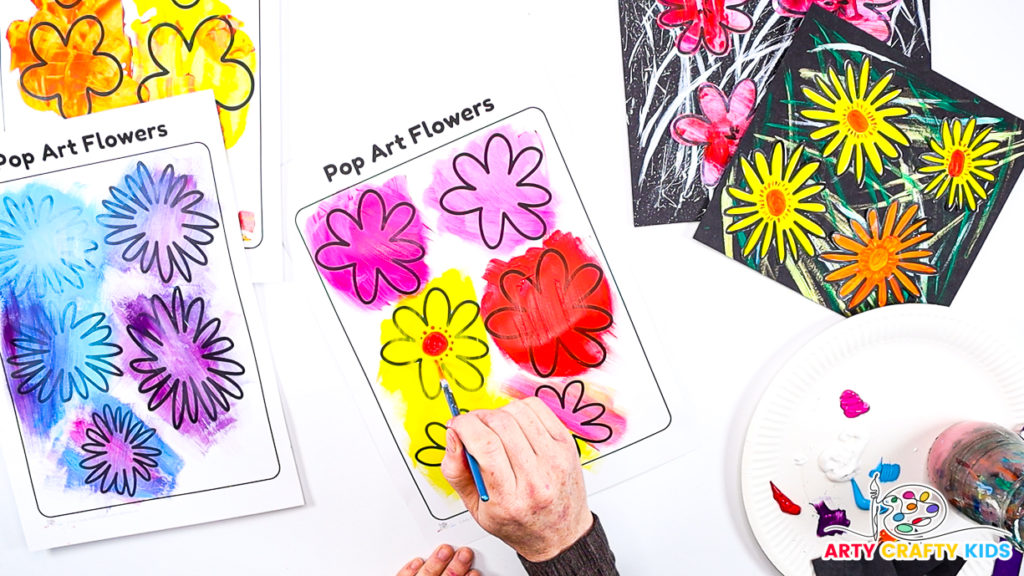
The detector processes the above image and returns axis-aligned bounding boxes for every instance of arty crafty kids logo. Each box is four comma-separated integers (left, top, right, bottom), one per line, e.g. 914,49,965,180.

821,476,1013,562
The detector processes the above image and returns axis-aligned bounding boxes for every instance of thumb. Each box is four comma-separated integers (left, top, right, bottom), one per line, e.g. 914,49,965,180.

441,426,480,512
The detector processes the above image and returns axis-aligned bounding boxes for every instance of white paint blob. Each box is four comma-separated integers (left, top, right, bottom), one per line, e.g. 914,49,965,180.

818,432,868,483
793,453,808,466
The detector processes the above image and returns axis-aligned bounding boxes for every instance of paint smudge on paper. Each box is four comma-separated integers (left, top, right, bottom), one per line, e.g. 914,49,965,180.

378,270,508,495
481,232,614,378
306,177,429,310
504,376,627,454
851,478,872,511
813,500,851,537
840,389,870,418
425,127,555,252
818,432,867,482
771,481,802,515
870,460,901,483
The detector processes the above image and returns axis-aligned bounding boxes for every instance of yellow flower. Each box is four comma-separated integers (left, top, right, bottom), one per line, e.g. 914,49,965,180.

381,282,489,400
801,58,910,184
821,204,937,309
919,118,1000,210
725,142,827,262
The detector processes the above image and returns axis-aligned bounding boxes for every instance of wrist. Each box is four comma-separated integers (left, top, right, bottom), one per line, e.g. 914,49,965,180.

518,510,595,563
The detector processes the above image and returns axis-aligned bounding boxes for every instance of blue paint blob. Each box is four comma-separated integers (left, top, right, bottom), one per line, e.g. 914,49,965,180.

869,459,902,483
850,478,872,511
893,513,905,522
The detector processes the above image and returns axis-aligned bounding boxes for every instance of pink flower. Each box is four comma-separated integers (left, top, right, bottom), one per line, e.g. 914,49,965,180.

657,0,754,55
773,0,900,41
535,381,624,447
307,178,428,309
671,79,757,186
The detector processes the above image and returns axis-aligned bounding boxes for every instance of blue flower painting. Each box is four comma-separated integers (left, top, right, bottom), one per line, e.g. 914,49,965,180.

97,162,219,283
0,188,100,300
7,301,123,404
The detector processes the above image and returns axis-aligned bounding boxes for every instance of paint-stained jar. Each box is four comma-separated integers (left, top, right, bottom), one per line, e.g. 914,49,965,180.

927,422,1024,548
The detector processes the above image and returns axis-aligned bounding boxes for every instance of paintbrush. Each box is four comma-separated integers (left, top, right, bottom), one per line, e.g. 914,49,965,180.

437,363,490,503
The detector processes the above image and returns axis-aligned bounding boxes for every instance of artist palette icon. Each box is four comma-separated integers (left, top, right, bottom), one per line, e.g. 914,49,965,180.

878,484,947,540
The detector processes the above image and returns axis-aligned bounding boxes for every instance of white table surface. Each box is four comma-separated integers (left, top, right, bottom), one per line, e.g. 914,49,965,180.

3,1,1023,575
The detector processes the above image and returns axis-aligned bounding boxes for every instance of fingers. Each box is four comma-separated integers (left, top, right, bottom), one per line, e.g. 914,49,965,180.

522,397,574,446
449,411,516,495
441,428,479,511
410,545,475,576
478,409,538,472
504,400,560,456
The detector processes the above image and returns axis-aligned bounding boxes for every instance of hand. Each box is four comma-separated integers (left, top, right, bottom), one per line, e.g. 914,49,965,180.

442,398,593,563
396,544,479,576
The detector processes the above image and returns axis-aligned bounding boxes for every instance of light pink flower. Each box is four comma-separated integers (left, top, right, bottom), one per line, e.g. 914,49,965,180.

774,0,900,41
672,79,757,186
657,0,754,56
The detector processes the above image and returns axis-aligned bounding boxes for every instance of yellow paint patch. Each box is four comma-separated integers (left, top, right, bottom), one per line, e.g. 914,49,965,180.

379,270,508,496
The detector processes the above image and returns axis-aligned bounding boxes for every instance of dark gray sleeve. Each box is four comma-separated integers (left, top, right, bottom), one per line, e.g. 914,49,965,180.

518,514,619,576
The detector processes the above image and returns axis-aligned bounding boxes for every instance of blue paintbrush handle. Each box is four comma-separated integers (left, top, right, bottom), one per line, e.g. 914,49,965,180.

466,452,489,502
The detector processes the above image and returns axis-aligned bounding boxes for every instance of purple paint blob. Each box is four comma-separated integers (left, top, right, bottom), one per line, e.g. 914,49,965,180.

813,501,851,537
425,126,556,252
840,389,870,418
305,177,428,309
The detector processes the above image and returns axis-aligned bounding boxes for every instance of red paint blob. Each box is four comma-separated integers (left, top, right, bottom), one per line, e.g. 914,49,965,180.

771,481,802,516
481,231,614,378
948,149,966,177
421,332,449,357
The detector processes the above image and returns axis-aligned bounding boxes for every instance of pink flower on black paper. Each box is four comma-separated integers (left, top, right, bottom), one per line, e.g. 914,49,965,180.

774,0,900,41
672,79,757,186
657,0,754,56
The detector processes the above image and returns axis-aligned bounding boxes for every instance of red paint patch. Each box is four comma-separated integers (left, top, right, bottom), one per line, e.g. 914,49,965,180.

771,481,802,515
238,210,256,233
422,331,449,357
481,231,613,378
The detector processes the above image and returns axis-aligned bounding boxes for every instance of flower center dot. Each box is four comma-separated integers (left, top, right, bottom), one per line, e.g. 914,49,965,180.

866,247,891,272
948,149,966,178
847,109,870,134
765,189,787,217
422,332,449,357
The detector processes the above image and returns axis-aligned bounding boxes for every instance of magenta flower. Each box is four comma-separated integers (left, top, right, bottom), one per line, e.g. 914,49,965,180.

435,130,554,251
534,380,626,450
774,0,900,41
309,178,428,309
657,0,754,55
79,405,162,497
672,79,757,186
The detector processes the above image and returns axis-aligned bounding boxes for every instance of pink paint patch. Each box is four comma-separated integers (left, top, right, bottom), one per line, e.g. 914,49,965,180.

305,176,429,309
840,390,870,418
425,126,556,252
238,210,256,233
504,376,626,448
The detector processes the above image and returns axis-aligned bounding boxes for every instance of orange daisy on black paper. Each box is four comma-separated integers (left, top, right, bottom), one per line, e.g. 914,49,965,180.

821,204,937,309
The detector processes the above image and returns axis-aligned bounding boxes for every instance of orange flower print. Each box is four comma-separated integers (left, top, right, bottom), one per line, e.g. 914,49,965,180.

18,16,123,118
7,0,138,117
821,204,937,309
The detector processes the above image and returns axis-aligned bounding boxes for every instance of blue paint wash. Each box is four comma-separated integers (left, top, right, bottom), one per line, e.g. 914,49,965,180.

850,460,902,511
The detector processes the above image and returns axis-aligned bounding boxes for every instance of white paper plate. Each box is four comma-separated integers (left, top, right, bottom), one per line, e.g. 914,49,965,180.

742,304,1024,576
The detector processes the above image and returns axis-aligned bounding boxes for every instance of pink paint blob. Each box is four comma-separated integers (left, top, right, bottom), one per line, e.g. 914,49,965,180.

840,390,870,418
305,176,429,309
425,126,556,252
504,376,626,447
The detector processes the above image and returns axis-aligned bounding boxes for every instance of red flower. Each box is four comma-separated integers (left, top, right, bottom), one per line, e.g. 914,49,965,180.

657,0,754,56
672,79,757,186
481,232,613,378
773,0,900,42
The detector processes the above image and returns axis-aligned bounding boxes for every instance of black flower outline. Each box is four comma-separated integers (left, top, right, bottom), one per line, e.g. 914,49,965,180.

535,380,614,452
79,404,162,497
20,16,124,118
314,189,427,306
439,132,553,250
97,162,219,283
127,287,245,430
138,16,255,112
